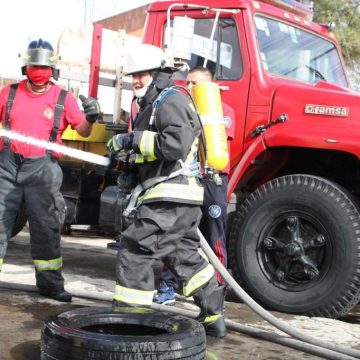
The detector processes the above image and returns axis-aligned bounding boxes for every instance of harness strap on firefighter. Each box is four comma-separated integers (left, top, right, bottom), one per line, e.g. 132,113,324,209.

133,88,179,163
123,158,199,217
4,85,67,156
123,87,201,217
149,87,179,127
3,84,19,148
47,89,67,155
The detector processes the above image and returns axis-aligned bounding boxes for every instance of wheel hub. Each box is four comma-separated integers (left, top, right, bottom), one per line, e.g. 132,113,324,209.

262,215,325,284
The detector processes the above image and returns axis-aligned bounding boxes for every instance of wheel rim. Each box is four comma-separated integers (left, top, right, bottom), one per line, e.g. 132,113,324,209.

257,210,332,292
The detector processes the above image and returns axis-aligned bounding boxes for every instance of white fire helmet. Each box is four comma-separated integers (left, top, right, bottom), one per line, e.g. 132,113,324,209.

125,44,167,76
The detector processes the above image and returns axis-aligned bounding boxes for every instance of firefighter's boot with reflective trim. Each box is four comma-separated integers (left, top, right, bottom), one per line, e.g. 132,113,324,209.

193,277,227,338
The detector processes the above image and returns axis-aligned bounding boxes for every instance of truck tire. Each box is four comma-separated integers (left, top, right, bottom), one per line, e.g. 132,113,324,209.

41,306,206,360
11,205,27,237
229,174,360,318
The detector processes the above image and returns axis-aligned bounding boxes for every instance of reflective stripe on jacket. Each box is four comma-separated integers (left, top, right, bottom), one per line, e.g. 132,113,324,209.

136,139,203,205
139,176,203,204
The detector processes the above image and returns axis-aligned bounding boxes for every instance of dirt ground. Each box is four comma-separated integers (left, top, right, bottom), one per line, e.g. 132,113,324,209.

0,227,359,360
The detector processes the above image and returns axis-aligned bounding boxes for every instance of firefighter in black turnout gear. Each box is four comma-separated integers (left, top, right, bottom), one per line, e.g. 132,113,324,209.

107,44,227,338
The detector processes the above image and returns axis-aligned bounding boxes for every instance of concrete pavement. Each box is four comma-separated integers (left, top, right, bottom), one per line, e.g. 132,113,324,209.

0,227,359,360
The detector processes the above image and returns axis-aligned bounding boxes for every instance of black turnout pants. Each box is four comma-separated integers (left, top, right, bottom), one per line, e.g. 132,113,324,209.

116,202,208,294
161,174,228,288
0,149,66,290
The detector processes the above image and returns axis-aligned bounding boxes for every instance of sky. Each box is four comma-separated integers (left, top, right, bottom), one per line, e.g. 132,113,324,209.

0,0,153,78
93,0,152,21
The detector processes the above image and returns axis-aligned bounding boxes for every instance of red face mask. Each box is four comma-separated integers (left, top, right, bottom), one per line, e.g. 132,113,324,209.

26,66,52,85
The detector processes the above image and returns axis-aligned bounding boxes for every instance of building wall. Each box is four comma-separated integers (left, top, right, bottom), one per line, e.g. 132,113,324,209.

95,5,148,37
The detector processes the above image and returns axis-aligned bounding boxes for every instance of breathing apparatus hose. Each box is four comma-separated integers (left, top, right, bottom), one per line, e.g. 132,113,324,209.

197,229,360,360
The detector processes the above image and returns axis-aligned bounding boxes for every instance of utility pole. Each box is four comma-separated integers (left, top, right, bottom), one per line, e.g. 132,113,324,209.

83,0,95,28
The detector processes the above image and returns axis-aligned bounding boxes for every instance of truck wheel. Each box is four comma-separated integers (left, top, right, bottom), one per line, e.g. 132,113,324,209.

229,174,360,318
41,306,206,360
11,205,27,237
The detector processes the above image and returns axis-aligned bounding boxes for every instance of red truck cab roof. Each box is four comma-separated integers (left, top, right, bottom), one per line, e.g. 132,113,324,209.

148,0,334,41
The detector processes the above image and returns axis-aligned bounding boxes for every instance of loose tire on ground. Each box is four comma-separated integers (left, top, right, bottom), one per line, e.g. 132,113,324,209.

41,306,206,360
229,175,360,318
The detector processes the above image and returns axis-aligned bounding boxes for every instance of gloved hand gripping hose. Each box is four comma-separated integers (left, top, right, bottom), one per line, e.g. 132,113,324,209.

197,228,360,360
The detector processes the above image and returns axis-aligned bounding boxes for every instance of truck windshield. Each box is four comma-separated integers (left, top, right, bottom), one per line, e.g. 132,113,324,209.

255,16,348,87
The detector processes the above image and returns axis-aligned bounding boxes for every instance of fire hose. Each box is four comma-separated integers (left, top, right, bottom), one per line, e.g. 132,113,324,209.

197,230,360,360
0,129,359,359
0,129,110,166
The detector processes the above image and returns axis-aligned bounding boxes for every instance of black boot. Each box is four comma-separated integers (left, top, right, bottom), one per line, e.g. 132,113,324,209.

39,288,72,302
193,277,227,338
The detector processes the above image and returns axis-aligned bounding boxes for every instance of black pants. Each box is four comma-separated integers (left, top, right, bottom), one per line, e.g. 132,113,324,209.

199,174,228,283
0,149,66,290
115,202,210,295
161,174,228,288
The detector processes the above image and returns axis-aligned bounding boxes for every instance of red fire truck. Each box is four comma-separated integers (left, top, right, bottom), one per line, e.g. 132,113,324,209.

139,0,360,319
15,0,359,318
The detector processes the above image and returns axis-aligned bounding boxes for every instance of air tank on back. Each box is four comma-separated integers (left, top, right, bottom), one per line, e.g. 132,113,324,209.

191,82,229,172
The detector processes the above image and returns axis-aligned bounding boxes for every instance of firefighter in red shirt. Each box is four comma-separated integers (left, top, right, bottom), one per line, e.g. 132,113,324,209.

0,39,100,302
